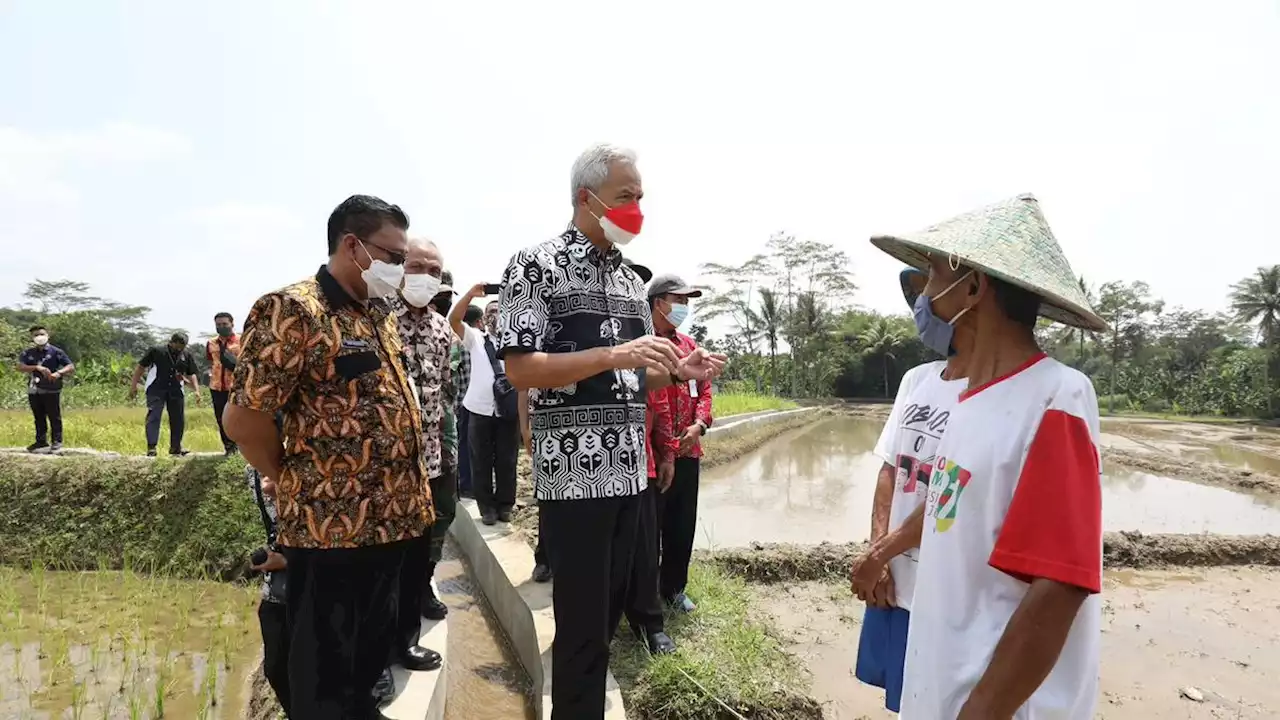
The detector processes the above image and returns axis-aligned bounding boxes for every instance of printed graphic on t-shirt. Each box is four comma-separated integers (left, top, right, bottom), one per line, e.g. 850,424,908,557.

893,400,951,494
927,457,972,532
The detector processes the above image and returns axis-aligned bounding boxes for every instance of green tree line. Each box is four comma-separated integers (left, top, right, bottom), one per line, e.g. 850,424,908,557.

0,279,209,409
698,234,1279,419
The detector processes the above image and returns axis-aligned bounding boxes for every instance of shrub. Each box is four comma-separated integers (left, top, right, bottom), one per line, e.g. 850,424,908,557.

0,454,261,578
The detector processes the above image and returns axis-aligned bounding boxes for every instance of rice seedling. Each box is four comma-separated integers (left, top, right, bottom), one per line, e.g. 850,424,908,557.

70,680,89,720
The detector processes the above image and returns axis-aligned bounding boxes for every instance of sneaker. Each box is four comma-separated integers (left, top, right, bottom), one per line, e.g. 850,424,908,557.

170,448,190,457
532,563,553,583
26,442,51,454
668,593,697,614
146,448,157,457
50,442,63,453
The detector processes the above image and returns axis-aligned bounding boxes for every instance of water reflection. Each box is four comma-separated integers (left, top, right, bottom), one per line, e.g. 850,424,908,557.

697,418,1280,549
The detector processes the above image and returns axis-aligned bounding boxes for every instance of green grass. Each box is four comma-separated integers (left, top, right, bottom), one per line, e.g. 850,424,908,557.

713,391,797,418
0,403,224,454
611,563,819,720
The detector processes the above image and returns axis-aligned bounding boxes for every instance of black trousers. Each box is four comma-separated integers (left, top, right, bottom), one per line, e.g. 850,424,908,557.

657,457,701,600
396,534,434,652
534,501,548,565
428,471,456,563
144,391,185,451
542,493,641,720
625,484,665,636
28,393,62,444
457,407,472,495
282,540,408,720
258,600,292,718
210,389,234,449
467,412,518,513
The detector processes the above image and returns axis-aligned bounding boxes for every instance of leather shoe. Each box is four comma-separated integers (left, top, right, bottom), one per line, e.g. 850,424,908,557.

497,509,512,523
400,645,442,671
372,668,396,703
481,509,498,526
646,631,677,655
532,563,553,583
422,593,448,620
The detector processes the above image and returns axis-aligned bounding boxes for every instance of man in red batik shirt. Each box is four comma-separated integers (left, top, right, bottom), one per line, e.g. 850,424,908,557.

647,274,713,613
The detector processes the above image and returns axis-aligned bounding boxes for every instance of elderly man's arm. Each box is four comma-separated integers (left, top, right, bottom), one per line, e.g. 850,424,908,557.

225,294,309,484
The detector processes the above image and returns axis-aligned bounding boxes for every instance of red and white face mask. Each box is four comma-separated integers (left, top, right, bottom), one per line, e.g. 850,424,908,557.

589,190,643,246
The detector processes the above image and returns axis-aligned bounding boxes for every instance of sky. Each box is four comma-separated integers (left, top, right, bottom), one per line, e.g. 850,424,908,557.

2,0,1277,341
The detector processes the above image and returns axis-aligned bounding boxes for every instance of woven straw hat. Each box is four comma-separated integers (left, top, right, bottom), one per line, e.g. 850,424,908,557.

871,193,1105,331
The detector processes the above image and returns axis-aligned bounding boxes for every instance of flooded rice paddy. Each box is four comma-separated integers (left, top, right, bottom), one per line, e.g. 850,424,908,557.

696,417,1280,550
0,565,260,719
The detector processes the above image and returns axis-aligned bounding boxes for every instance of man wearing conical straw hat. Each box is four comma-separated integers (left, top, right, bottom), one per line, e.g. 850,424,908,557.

857,194,1106,719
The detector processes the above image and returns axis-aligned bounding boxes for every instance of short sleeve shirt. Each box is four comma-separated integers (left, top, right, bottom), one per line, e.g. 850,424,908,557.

497,228,652,501
231,265,432,550
19,344,71,394
870,360,965,609
139,345,198,395
394,301,453,480
902,354,1103,718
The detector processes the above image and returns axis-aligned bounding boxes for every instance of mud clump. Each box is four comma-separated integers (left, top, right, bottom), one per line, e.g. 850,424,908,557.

244,658,282,720
1103,530,1280,568
706,533,1280,583
1104,447,1280,497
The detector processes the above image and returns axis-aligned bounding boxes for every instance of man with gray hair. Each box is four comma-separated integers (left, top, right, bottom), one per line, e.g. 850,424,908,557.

497,143,726,719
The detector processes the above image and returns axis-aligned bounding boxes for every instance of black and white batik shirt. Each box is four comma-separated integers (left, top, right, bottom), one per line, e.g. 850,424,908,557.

498,227,652,501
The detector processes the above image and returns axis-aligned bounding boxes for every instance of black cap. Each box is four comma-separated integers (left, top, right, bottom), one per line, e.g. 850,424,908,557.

623,258,653,284
899,268,927,309
647,273,703,299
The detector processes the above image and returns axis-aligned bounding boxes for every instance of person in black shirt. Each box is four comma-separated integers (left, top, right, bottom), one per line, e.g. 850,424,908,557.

129,332,201,456
15,325,74,453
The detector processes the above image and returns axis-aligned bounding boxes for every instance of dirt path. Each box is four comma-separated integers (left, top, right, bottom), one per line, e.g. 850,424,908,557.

752,566,1280,719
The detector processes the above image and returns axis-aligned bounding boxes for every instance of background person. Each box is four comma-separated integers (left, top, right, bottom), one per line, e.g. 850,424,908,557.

453,304,483,500
448,289,519,526
16,325,74,453
647,273,713,613
624,370,677,654
129,331,200,457
207,311,241,455
224,194,432,720
388,235,451,673
247,463,291,717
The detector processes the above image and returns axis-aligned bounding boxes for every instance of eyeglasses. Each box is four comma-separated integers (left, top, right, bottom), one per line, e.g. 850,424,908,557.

357,237,406,266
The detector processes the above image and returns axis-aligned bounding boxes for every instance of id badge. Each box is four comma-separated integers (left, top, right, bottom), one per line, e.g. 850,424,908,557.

688,378,698,398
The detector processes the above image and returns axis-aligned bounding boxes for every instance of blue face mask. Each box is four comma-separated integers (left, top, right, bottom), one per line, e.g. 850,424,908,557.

666,302,691,328
911,272,973,356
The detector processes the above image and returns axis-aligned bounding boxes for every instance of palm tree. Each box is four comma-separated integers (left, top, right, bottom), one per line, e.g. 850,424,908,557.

858,317,909,398
757,288,784,393
1230,265,1280,415
1230,265,1280,347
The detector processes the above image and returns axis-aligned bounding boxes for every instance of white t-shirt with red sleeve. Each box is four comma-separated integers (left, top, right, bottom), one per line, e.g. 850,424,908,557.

900,353,1103,720
871,360,966,610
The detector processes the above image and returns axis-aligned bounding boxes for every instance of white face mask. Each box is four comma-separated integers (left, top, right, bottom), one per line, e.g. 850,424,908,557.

402,273,442,308
358,240,405,299
32,334,49,347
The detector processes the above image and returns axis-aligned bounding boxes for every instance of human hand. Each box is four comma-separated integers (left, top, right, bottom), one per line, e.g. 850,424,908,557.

610,336,680,374
675,348,727,383
251,550,287,573
524,434,534,459
870,567,897,609
657,461,675,492
36,366,53,379
261,475,277,498
678,423,703,453
467,283,488,299
127,386,138,401
849,550,887,603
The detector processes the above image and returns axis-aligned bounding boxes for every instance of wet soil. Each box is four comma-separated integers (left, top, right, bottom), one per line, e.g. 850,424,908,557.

751,567,1280,719
705,532,1280,586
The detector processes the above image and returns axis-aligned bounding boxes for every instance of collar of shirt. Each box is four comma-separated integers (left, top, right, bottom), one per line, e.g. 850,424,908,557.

316,264,391,321
565,226,623,271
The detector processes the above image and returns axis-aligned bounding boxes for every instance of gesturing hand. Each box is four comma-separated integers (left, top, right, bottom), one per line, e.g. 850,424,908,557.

676,348,727,383
657,461,675,492
678,424,703,453
610,336,680,374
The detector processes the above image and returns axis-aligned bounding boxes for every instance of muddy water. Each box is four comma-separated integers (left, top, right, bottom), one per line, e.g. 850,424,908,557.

436,542,536,720
696,418,1280,549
